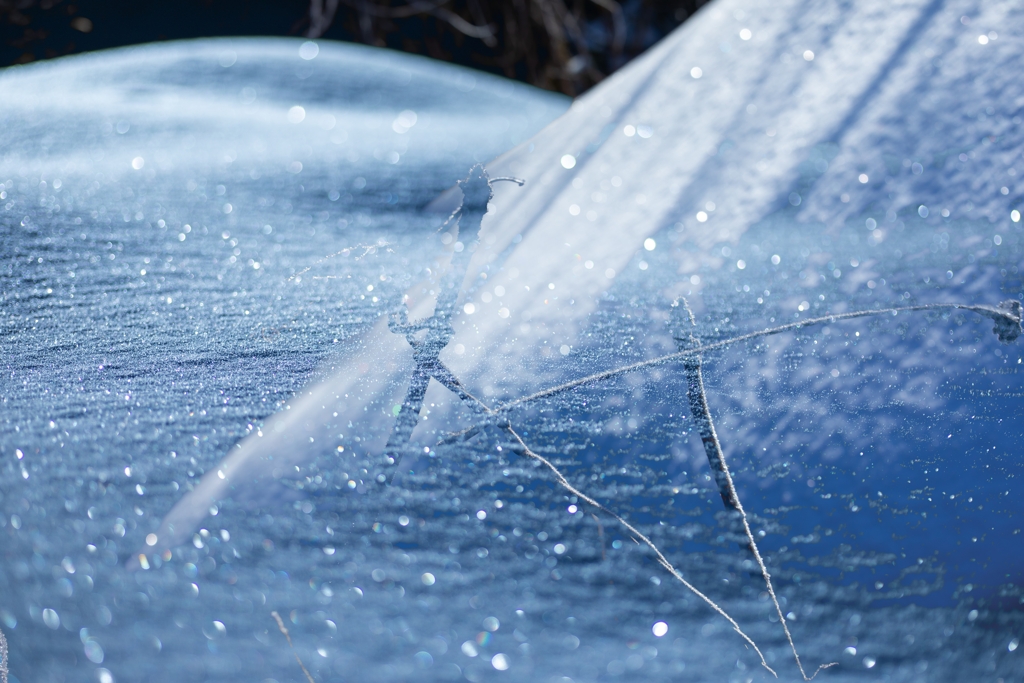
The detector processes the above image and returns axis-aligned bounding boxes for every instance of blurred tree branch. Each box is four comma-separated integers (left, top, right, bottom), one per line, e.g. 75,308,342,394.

1,0,710,94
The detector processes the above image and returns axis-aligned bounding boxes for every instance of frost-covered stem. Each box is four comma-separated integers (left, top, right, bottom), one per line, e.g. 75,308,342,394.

381,169,526,482
502,421,779,678
497,300,1021,413
380,167,494,481
683,353,738,512
0,625,8,683
676,301,833,681
288,241,394,282
271,611,315,683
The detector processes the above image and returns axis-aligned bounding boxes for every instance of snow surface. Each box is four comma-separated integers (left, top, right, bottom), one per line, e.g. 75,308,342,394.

2,1,1024,681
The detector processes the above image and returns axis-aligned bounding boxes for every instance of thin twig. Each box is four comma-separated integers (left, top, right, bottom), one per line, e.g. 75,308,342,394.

503,422,779,677
433,300,1019,446
288,242,392,282
496,301,1021,413
271,611,316,683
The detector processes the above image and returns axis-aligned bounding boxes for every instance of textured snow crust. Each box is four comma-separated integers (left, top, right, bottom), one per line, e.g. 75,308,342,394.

2,2,1024,681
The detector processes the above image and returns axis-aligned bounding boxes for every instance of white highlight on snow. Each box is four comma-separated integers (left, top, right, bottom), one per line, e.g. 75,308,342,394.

287,106,306,123
392,110,417,134
560,154,576,168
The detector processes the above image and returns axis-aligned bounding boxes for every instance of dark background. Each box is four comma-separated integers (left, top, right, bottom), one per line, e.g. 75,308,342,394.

0,0,709,95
